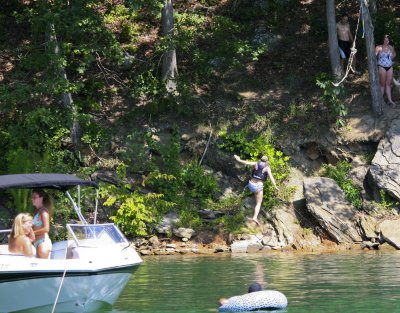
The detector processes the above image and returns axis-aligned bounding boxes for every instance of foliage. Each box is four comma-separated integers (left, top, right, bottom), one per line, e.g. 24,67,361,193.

218,129,290,182
374,12,400,49
102,127,220,235
144,128,219,209
100,163,160,236
322,161,363,210
5,148,38,213
376,189,399,211
218,211,246,234
218,128,291,212
315,73,348,128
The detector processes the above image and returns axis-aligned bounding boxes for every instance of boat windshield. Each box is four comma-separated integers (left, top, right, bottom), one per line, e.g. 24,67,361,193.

66,223,128,247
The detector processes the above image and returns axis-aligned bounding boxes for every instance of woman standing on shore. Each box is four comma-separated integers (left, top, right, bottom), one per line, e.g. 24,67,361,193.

31,189,53,259
234,155,278,225
375,34,396,106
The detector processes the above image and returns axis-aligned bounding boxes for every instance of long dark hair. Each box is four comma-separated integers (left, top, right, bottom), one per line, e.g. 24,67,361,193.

32,188,54,217
384,34,394,47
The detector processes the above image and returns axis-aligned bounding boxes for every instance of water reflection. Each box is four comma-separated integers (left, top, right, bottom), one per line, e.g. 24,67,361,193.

110,251,400,313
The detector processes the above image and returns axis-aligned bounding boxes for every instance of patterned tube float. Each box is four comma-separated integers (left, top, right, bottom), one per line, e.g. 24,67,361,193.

219,290,288,312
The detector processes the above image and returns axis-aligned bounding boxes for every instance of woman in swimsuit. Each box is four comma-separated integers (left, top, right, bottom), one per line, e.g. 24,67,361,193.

8,213,36,257
375,34,396,106
31,189,53,258
234,155,278,225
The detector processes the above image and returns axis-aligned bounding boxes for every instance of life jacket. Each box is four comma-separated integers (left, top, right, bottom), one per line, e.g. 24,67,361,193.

252,161,268,181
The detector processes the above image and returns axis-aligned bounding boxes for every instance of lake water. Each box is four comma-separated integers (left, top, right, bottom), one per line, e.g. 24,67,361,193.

106,251,400,313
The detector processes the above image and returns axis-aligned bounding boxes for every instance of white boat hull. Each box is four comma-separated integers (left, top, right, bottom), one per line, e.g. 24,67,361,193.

0,176,144,313
0,270,135,313
0,238,142,313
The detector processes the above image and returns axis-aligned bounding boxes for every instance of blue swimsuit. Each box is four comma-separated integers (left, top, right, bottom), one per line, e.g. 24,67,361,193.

378,50,393,71
32,208,48,248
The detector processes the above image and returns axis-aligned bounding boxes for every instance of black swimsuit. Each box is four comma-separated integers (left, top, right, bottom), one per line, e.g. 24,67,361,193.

378,65,392,72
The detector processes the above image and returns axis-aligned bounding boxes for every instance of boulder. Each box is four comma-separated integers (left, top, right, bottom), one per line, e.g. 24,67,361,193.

357,214,378,240
231,235,262,253
230,240,249,253
148,236,161,248
156,212,179,234
247,243,263,253
369,119,400,201
377,219,400,249
268,207,322,250
173,227,195,239
303,177,362,243
269,209,295,246
349,165,369,192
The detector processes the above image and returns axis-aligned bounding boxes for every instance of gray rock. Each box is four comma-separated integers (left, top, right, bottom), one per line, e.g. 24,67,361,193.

303,177,362,243
377,219,400,249
349,165,369,192
270,209,295,246
230,240,249,253
231,235,262,253
369,119,400,201
148,236,160,248
357,214,378,240
268,207,322,250
247,243,263,253
360,241,379,250
173,227,195,239
156,212,179,234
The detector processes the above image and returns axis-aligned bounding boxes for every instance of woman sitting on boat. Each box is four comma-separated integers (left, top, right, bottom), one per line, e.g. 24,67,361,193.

31,189,53,259
8,213,36,257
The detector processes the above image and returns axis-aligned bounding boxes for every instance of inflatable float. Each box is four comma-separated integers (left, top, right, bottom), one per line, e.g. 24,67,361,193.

218,290,288,312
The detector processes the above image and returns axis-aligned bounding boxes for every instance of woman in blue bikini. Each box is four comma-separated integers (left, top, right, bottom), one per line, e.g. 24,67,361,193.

31,189,53,258
375,34,397,106
234,155,278,225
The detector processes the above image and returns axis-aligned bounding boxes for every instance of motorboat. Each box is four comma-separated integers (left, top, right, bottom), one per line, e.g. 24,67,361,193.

0,173,143,313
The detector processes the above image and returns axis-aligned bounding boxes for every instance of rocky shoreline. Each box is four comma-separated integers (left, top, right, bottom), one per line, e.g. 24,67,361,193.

133,110,400,257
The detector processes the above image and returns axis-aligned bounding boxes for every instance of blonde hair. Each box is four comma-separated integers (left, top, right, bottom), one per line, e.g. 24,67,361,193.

261,155,269,163
10,213,32,238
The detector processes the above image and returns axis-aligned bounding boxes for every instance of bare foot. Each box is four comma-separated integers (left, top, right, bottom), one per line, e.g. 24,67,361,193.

252,218,260,225
246,217,260,225
388,101,396,107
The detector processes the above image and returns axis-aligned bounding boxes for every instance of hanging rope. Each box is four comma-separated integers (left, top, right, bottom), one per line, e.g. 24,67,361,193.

51,268,68,313
333,2,363,87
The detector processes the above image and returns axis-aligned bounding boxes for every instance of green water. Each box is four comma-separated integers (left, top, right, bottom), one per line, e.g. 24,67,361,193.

108,251,400,313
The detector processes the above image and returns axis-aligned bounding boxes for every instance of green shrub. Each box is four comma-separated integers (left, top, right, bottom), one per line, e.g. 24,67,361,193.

218,128,291,212
100,163,160,237
322,161,363,209
315,72,347,127
218,129,290,183
377,189,399,210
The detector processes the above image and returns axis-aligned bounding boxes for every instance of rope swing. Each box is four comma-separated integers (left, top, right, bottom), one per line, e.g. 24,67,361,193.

333,1,363,87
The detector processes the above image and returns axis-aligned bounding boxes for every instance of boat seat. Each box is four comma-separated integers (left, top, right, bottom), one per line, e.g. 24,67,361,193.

50,241,69,260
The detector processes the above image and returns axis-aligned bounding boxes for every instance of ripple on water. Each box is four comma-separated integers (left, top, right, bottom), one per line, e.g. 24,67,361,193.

111,251,400,313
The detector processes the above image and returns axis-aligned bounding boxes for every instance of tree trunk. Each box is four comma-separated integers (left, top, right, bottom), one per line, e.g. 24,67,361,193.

362,1,384,115
368,0,377,17
161,0,178,92
326,0,342,79
48,23,81,149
